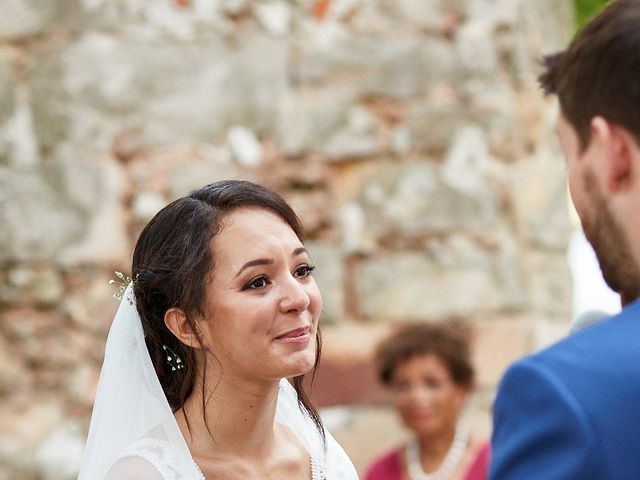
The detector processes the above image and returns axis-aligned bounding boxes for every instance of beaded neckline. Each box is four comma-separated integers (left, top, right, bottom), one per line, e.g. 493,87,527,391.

194,455,324,480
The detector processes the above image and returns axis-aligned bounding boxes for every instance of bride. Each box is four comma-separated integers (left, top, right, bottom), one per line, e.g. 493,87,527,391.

77,180,358,479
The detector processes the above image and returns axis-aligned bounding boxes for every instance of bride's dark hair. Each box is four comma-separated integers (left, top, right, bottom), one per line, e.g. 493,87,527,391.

132,180,324,440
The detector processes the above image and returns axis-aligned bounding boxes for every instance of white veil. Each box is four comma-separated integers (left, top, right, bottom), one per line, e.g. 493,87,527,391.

78,283,358,479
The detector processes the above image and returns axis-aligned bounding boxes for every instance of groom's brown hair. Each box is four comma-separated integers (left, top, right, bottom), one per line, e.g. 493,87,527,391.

539,0,640,150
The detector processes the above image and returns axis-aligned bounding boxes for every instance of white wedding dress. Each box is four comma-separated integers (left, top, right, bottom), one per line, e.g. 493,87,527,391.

78,284,358,480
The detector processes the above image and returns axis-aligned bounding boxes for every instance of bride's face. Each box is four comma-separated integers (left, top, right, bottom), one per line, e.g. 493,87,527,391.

199,207,321,382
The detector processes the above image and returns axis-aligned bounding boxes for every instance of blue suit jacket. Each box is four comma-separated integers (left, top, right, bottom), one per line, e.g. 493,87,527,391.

490,299,640,479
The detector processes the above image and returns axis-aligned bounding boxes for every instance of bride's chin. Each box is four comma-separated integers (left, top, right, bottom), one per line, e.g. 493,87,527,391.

282,353,317,378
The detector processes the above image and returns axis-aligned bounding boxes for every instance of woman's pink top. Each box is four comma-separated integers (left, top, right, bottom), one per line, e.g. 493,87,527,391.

364,441,490,480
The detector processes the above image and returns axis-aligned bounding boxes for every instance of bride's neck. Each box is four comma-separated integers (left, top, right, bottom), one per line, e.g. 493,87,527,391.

176,374,281,460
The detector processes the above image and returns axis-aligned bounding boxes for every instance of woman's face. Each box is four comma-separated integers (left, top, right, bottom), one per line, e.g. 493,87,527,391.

198,207,322,383
389,353,467,438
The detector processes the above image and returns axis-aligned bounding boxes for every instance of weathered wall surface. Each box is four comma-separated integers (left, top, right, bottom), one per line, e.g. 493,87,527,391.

0,0,575,477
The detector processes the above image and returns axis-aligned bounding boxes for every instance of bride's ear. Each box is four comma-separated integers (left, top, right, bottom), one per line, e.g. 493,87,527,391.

164,308,202,349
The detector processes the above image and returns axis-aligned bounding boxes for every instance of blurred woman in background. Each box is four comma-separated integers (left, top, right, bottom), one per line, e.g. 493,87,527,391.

364,322,489,480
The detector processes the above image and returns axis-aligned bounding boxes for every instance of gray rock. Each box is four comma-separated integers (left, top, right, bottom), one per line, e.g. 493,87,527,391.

5,267,64,306
4,85,39,168
227,126,262,167
35,422,85,480
455,20,499,77
408,102,466,153
339,202,375,255
396,0,466,31
0,52,16,146
31,31,291,152
360,162,498,239
273,93,352,157
0,168,85,261
509,150,572,250
0,0,76,39
296,35,455,99
442,126,492,196
80,0,231,38
322,106,379,161
357,247,522,321
507,0,574,85
524,250,573,318
221,0,250,16
132,191,166,222
254,1,291,36
168,161,246,199
57,158,129,265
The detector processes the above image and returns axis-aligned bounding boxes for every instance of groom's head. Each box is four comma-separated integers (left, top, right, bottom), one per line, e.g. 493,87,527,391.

540,0,640,303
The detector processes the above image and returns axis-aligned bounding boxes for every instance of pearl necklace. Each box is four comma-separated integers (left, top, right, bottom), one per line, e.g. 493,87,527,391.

406,424,469,480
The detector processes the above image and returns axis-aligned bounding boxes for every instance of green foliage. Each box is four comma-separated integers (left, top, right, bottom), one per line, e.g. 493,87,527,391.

574,0,610,30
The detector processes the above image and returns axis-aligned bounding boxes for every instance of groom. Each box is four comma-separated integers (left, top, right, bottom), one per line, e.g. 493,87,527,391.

490,0,640,478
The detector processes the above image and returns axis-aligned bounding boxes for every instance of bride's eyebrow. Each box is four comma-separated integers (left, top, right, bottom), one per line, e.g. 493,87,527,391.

235,258,273,277
235,248,309,277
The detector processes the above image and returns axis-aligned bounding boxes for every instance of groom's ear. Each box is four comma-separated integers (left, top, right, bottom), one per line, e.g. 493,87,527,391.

164,308,202,349
592,116,635,194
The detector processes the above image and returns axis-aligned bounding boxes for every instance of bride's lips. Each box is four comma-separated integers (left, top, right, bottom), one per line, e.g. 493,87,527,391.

274,326,311,344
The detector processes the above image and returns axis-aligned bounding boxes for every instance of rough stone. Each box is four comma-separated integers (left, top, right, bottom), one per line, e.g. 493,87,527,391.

297,35,455,100
455,20,499,77
357,248,523,321
132,190,166,221
31,31,291,152
360,162,498,239
510,151,573,250
0,331,31,397
0,0,76,39
284,189,333,235
80,0,231,38
254,0,291,36
322,106,380,161
338,202,375,255
35,422,85,480
473,316,533,386
62,362,100,409
395,0,466,31
532,318,570,351
0,397,67,475
62,272,119,334
273,93,351,157
407,100,466,153
442,126,492,197
4,85,39,168
58,157,129,265
523,250,573,319
0,48,17,128
227,125,263,167
0,168,85,262
4,266,64,306
220,0,251,16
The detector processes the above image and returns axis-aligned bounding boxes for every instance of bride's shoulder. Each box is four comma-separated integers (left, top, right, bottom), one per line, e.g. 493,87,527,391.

105,453,166,480
105,438,176,480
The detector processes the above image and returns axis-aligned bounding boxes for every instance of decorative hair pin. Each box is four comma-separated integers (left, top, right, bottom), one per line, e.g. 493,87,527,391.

109,271,134,305
163,345,184,372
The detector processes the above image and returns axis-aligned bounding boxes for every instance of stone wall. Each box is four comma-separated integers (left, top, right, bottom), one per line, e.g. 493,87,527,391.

0,0,575,478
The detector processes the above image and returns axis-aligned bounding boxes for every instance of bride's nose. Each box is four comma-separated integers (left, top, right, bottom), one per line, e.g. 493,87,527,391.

279,275,311,313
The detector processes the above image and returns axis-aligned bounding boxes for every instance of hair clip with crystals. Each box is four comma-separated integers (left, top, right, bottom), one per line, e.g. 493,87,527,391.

109,271,134,305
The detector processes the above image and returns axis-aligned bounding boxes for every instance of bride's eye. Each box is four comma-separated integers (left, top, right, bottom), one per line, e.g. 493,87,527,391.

243,275,270,290
294,264,316,278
